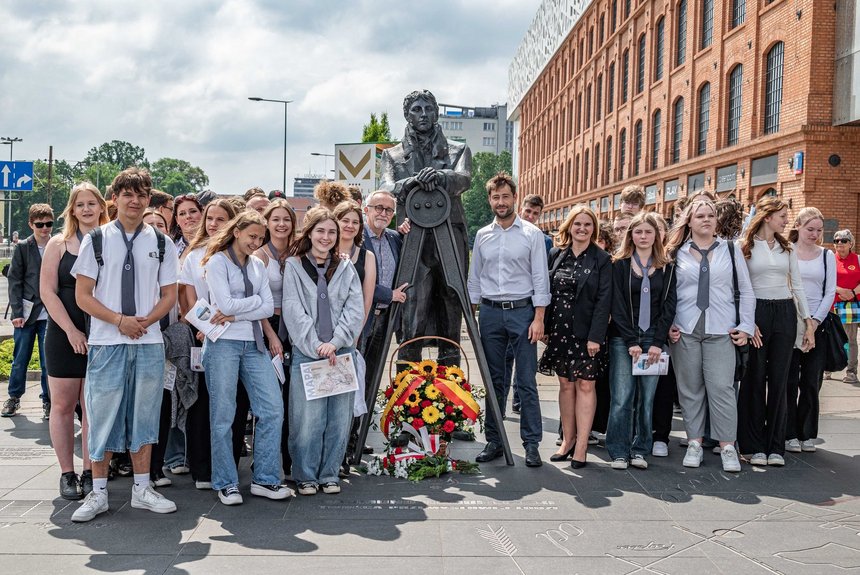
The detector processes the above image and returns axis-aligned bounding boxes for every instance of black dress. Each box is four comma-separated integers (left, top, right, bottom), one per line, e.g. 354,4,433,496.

539,249,608,381
353,247,367,285
45,250,88,378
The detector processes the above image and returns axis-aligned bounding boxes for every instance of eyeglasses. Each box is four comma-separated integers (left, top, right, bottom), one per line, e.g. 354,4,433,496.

368,205,395,216
834,238,852,244
34,221,53,229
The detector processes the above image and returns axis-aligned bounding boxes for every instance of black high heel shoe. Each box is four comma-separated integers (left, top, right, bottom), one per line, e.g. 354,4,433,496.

570,458,587,469
550,445,575,462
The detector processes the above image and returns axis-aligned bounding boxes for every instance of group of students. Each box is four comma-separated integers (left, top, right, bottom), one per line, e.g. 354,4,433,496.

6,168,376,523
499,184,838,474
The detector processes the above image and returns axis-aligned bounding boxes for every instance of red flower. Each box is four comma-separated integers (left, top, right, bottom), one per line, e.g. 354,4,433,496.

412,419,425,429
462,383,471,391
386,455,395,466
409,405,420,415
420,400,432,408
437,365,447,374
384,387,394,398
444,405,454,414
394,447,403,454
442,420,456,433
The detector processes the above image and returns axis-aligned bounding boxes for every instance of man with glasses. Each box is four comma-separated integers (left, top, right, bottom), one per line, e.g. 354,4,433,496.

149,190,175,230
2,204,54,418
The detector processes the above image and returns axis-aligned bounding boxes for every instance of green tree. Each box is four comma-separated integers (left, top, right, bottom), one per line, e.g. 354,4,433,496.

462,150,513,242
362,112,392,142
7,160,73,238
84,140,149,169
150,157,209,196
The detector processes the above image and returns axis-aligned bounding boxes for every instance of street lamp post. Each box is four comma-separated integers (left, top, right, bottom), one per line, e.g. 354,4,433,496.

0,137,22,241
1,136,22,161
310,152,335,178
248,97,293,194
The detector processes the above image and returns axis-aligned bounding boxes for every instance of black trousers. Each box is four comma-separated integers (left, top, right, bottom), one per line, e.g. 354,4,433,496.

591,368,611,434
186,373,212,482
150,389,172,475
786,325,826,441
652,361,678,443
738,299,797,456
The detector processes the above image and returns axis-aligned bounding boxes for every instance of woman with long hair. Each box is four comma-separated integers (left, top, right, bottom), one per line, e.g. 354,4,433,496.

738,197,815,467
254,199,297,477
282,207,364,495
334,200,377,327
539,205,611,468
40,182,108,499
665,198,755,472
832,229,860,383
785,208,836,453
605,212,676,470
202,211,290,505
171,194,202,256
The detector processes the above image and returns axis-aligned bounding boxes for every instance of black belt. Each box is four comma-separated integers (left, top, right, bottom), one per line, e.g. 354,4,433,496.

481,297,532,310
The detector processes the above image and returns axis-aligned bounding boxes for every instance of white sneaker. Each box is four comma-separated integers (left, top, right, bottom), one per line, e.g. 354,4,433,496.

71,490,109,522
652,441,669,457
683,440,703,468
195,481,212,490
320,482,341,494
587,432,600,445
152,475,172,488
801,440,817,452
767,454,785,466
131,485,177,513
167,464,190,475
629,455,648,469
720,445,741,472
712,445,722,455
250,482,294,500
785,439,802,453
610,458,628,469
749,452,767,466
218,486,243,505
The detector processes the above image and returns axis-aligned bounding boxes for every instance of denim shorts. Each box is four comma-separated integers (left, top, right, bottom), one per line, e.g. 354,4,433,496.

85,343,165,462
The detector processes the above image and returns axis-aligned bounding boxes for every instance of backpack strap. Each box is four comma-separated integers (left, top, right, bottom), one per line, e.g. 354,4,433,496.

727,241,741,326
89,227,104,267
154,228,166,263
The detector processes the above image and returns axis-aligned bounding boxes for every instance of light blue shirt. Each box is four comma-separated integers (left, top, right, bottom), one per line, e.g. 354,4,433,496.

467,215,551,307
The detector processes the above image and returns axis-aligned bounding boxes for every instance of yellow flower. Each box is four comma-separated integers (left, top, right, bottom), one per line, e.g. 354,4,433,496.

422,405,442,424
394,370,413,387
403,391,421,407
446,366,466,383
425,384,441,400
417,359,437,375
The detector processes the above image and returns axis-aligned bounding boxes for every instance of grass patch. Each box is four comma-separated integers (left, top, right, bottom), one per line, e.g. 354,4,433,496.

0,337,41,379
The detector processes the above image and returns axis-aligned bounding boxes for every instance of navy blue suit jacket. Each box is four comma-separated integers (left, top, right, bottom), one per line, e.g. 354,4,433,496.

362,225,402,337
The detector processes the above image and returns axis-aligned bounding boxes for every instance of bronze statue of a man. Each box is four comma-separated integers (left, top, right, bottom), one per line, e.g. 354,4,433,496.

381,89,472,365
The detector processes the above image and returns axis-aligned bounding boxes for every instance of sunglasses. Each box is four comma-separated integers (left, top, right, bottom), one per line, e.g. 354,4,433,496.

834,238,852,244
33,221,54,229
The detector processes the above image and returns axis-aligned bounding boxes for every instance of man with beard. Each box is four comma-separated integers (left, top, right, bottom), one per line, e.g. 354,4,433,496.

467,172,550,467
380,89,471,366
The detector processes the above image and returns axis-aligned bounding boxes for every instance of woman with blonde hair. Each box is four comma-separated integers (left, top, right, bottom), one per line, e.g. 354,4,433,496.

605,212,676,470
785,208,836,453
539,205,611,468
282,207,364,495
665,197,755,472
202,211,290,505
832,229,860,383
40,181,108,499
738,197,815,467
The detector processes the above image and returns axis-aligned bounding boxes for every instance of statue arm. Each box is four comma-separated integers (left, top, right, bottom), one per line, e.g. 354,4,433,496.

437,145,472,197
381,149,419,201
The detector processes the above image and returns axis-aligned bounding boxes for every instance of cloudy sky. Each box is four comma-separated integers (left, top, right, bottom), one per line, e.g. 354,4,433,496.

0,0,541,195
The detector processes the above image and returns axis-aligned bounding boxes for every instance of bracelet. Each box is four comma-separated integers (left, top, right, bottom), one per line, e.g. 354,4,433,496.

116,314,123,327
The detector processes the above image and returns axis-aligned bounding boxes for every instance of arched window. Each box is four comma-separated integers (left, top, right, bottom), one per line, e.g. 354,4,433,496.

732,0,746,29
606,137,613,184
764,42,784,134
611,0,618,32
622,49,630,103
676,0,687,65
596,74,603,120
672,97,684,163
701,0,713,48
625,0,631,19
594,143,601,187
655,18,665,80
608,62,616,113
585,84,592,128
637,34,647,93
576,93,583,135
652,109,662,170
727,64,743,146
634,120,643,176
697,82,710,155
584,149,591,191
619,128,627,180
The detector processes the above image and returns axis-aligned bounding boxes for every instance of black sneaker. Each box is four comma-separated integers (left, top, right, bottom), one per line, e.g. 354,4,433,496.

218,486,243,505
59,471,83,500
1,397,20,417
80,470,93,496
42,401,51,420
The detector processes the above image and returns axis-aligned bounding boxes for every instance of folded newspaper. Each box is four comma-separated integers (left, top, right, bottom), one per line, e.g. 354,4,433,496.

183,298,230,342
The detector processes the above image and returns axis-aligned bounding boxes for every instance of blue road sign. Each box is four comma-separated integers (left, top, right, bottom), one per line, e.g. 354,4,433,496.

0,161,34,192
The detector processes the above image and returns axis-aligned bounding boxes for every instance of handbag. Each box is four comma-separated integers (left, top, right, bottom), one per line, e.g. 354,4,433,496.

727,242,749,382
821,253,849,371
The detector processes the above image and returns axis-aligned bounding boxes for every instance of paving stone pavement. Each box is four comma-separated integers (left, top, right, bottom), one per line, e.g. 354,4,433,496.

2,335,860,574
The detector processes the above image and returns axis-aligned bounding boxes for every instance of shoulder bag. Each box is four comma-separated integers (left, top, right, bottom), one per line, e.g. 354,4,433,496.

821,252,849,371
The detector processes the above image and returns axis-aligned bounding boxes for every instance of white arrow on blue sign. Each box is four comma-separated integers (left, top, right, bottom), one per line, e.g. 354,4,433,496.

0,161,34,192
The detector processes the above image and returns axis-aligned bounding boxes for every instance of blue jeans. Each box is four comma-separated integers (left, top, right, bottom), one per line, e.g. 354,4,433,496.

479,304,542,447
163,428,187,469
8,320,48,400
605,337,659,460
85,344,165,462
289,347,355,485
203,338,283,490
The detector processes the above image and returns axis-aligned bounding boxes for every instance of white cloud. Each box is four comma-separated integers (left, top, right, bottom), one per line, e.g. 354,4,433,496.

0,0,539,193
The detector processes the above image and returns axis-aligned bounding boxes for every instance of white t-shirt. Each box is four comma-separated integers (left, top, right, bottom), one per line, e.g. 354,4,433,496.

71,222,179,345
179,246,208,301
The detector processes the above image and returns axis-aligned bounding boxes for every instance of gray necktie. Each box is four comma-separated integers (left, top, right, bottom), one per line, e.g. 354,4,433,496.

115,220,143,316
633,252,653,332
307,255,334,343
689,241,719,312
227,246,266,353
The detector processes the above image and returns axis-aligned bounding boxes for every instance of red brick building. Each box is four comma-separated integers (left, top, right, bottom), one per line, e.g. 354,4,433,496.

510,0,860,237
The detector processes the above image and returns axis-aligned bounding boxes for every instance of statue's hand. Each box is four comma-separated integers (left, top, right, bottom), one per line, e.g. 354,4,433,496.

416,166,437,185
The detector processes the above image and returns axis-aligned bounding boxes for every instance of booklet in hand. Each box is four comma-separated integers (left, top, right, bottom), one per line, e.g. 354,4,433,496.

183,298,230,342
631,352,670,376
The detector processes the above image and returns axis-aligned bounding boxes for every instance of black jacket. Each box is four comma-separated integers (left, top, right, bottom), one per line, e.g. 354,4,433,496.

545,242,612,343
8,235,45,325
609,258,677,349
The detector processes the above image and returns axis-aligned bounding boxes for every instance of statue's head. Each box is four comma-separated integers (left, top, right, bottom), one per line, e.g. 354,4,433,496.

403,90,439,134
